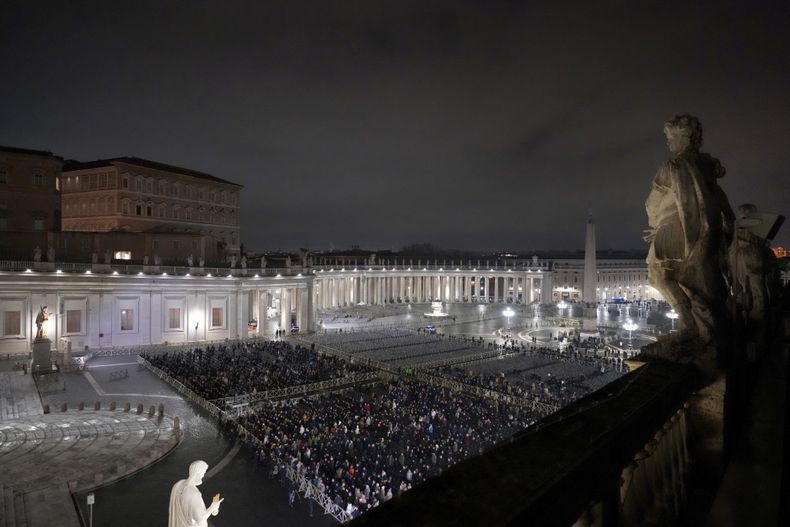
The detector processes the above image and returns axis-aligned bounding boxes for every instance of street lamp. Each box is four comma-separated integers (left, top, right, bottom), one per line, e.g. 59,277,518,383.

666,309,679,332
622,319,638,348
503,307,515,330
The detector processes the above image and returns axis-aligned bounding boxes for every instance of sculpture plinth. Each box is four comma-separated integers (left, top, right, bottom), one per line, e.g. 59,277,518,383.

32,338,53,373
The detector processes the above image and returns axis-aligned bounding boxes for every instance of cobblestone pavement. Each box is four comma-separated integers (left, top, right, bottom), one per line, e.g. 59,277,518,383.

0,372,43,421
0,410,177,527
56,356,333,527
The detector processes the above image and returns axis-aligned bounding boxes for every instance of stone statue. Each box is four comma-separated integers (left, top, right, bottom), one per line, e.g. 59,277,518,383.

33,246,42,262
643,114,735,358
144,255,149,265
260,256,267,269
229,255,236,268
187,254,194,267
286,256,291,269
370,253,376,265
729,204,778,346
154,254,162,266
35,306,49,340
46,246,55,262
168,460,223,527
92,252,98,264
104,249,112,264
199,257,205,267
240,255,247,269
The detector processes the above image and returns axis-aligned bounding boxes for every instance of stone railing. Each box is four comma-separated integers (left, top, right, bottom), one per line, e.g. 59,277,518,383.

0,259,304,277
137,355,353,523
314,262,550,272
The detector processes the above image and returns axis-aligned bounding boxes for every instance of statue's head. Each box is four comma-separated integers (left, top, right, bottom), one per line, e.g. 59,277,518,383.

188,460,209,486
663,114,703,155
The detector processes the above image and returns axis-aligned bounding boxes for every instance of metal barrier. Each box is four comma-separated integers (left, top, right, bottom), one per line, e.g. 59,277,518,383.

89,336,265,357
210,371,385,408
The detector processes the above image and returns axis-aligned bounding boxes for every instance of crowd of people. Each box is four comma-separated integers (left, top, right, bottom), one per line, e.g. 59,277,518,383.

142,340,370,400
145,328,632,520
238,379,540,518
436,345,628,406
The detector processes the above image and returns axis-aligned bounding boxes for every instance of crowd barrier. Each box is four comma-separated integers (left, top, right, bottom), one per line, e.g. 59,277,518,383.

89,337,264,357
210,371,385,408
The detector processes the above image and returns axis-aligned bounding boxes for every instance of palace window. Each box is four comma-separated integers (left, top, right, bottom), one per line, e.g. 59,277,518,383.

211,307,224,328
120,309,134,331
3,311,21,336
66,310,82,334
168,308,181,330
33,171,44,186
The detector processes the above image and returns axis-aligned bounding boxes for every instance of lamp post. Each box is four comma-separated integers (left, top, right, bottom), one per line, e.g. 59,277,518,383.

666,309,679,332
503,307,515,330
622,319,638,348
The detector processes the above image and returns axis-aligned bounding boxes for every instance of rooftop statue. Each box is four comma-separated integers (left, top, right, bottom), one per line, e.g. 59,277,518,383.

169,460,223,527
643,114,735,362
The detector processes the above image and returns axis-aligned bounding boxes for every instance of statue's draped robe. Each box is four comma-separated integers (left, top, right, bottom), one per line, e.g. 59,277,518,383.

645,150,734,341
169,480,210,527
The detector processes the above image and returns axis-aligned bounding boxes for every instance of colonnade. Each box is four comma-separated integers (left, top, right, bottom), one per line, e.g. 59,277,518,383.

314,271,553,309
248,283,313,333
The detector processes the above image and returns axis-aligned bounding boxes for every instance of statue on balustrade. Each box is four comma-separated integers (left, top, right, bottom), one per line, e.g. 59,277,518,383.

33,246,42,262
729,203,783,349
260,256,267,269
241,255,247,269
168,460,223,527
187,254,194,267
104,249,112,264
47,246,55,262
643,114,735,362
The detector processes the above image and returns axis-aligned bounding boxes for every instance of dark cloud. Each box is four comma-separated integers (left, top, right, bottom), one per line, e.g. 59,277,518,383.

1,0,787,252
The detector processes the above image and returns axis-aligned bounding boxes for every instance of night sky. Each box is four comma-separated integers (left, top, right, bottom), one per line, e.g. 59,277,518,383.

1,1,787,253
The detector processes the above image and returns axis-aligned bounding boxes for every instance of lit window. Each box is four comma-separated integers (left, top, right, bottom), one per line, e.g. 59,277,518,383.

211,307,224,328
120,309,134,331
114,250,132,260
168,308,181,330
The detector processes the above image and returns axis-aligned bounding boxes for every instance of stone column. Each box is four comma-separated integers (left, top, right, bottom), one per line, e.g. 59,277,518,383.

494,276,499,303
280,287,291,331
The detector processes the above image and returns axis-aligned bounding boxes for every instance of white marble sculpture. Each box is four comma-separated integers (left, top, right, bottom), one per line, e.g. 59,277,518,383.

168,460,223,527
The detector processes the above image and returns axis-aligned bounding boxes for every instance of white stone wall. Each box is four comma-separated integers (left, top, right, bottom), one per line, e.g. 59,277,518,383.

0,272,311,355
